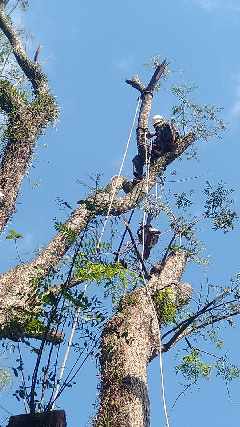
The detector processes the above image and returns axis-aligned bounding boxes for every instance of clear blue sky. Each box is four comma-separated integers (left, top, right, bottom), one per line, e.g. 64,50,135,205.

1,1,240,426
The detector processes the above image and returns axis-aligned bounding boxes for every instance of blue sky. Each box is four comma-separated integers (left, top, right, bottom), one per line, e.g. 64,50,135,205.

1,1,240,426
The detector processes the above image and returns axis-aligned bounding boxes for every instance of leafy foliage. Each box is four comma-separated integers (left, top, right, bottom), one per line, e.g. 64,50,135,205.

5,228,23,240
74,257,124,284
153,288,177,324
176,349,212,381
215,358,240,383
171,84,226,140
176,349,240,387
174,191,193,210
204,181,238,232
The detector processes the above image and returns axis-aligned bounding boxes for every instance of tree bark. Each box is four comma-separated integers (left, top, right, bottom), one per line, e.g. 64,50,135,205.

7,410,67,427
95,289,157,427
94,251,191,426
0,7,58,232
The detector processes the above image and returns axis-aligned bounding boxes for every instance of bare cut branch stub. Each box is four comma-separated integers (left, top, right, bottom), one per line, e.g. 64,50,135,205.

125,76,145,93
147,59,168,93
129,59,168,155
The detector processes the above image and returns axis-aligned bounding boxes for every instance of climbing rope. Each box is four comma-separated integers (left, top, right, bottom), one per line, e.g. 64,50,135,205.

95,94,170,426
158,329,170,427
55,98,140,399
141,270,171,427
51,307,81,407
96,97,141,250
52,283,89,408
139,136,171,427
141,133,153,261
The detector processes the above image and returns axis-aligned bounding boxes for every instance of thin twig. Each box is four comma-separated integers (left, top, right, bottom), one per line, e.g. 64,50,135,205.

124,219,150,279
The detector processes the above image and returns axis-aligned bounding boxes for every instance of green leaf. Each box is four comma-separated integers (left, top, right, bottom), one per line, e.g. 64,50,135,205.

6,229,23,240
176,349,212,381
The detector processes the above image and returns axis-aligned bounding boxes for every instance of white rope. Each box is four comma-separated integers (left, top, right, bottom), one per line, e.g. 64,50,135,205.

141,210,147,262
142,270,171,427
141,137,152,261
179,234,182,247
51,284,88,408
159,329,170,427
51,309,80,407
52,98,140,404
140,135,171,427
97,97,141,250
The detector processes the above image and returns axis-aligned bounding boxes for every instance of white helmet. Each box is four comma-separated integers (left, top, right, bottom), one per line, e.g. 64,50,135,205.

152,115,165,126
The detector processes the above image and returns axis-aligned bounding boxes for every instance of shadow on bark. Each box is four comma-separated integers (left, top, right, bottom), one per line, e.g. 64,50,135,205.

121,375,150,427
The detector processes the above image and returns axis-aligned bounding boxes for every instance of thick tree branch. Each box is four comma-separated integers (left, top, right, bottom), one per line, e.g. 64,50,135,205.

0,6,48,93
0,56,195,341
147,59,168,93
0,6,58,231
0,131,193,335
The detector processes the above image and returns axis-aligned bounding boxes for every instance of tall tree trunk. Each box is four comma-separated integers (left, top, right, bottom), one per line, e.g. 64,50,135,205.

95,289,159,427
94,251,191,427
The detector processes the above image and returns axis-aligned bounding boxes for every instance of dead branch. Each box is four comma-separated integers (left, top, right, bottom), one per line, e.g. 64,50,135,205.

135,60,168,155
147,59,168,93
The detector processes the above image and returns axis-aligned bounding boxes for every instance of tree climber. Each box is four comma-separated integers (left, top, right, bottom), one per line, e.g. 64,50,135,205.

137,224,161,260
137,213,161,260
132,115,179,179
